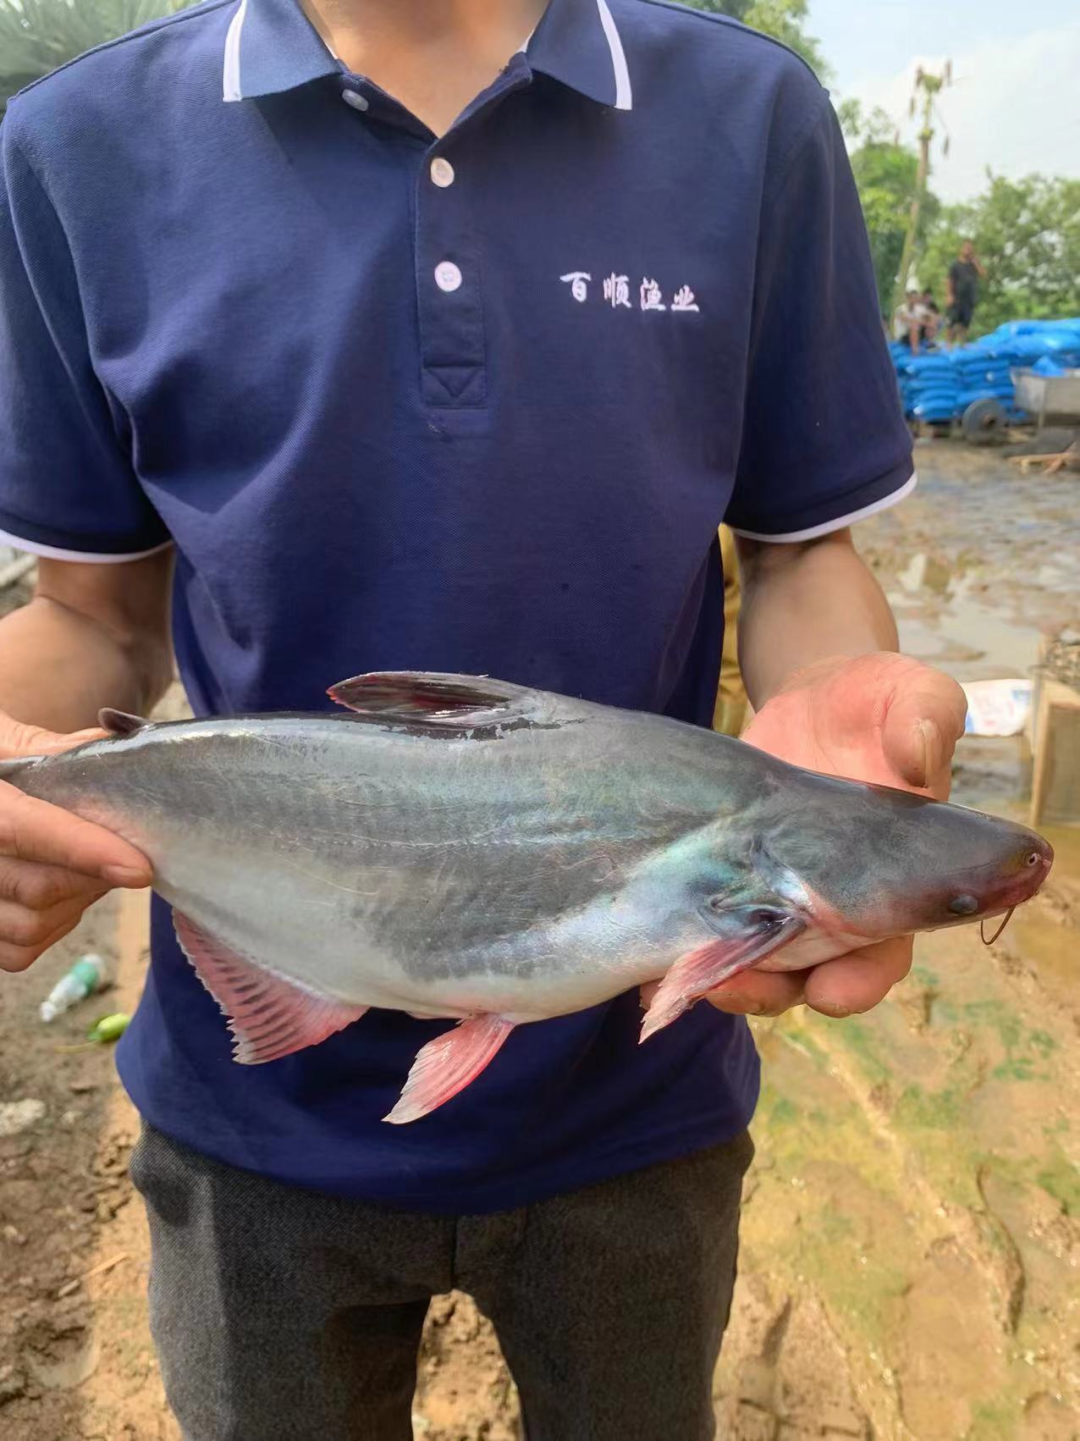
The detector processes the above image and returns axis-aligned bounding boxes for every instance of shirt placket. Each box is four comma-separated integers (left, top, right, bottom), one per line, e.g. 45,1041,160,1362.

413,64,531,413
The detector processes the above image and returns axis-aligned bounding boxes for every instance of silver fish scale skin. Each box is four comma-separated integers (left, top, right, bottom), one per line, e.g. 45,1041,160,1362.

8,711,777,1014
7,704,1045,1020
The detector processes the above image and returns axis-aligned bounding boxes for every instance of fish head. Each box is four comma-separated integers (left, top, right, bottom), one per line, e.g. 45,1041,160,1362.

755,777,1053,944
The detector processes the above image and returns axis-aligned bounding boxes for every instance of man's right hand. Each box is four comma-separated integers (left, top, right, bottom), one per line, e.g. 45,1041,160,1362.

0,712,152,972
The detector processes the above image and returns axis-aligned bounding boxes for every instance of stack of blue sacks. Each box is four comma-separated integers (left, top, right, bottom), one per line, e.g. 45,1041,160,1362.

891,346,960,423
891,318,1080,424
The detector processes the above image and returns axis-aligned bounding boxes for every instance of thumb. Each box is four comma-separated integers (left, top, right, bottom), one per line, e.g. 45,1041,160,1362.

0,712,107,761
881,673,967,795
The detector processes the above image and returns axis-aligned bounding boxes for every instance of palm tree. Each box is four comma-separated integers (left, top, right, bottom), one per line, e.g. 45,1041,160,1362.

0,0,197,114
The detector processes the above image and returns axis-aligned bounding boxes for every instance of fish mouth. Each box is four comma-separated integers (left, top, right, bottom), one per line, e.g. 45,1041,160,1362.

941,842,1053,934
988,845,1054,912
968,849,1052,944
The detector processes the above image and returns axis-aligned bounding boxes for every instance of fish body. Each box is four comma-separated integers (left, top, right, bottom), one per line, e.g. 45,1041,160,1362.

0,673,1052,1122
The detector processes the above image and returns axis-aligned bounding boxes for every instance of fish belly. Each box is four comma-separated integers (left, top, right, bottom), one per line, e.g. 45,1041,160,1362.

148,821,670,1025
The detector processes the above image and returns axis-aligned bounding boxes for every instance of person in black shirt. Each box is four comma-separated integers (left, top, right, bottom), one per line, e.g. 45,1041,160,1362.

946,240,985,343
920,289,941,345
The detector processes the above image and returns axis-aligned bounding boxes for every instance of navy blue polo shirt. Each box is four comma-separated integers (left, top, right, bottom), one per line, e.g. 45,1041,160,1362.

0,0,913,1210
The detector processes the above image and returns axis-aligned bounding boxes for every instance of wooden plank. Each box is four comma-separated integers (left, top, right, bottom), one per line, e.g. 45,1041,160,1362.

1030,679,1080,827
1044,442,1080,475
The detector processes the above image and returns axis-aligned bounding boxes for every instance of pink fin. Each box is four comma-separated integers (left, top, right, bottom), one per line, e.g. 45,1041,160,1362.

384,1015,515,1125
640,910,804,1043
174,911,367,1064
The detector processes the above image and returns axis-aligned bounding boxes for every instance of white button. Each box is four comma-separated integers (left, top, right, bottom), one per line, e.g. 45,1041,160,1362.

342,89,369,111
430,157,455,188
434,261,463,293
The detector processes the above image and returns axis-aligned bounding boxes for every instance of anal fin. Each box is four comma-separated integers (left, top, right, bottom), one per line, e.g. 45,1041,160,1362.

641,907,804,1042
174,911,367,1064
384,1015,515,1124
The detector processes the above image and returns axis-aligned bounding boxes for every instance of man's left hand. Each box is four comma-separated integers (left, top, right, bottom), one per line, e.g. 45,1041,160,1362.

705,651,968,1020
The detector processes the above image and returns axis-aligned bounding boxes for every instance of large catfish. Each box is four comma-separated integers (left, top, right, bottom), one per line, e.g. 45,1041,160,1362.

0,673,1052,1123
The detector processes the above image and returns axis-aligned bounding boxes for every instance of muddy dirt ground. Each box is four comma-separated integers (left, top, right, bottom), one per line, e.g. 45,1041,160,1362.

1,440,1078,1440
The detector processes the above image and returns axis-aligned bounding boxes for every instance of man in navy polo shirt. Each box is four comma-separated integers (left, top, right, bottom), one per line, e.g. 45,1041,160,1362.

0,0,967,1435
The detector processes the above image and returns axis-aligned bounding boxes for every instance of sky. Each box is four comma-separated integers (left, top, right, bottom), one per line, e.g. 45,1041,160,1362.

808,0,1080,201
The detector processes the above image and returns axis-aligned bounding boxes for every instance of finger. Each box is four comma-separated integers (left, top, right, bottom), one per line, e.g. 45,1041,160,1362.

639,970,807,1018
0,788,151,887
0,895,99,952
0,857,108,910
803,936,914,1017
0,713,107,759
0,910,84,973
30,727,110,755
702,967,808,1018
882,673,968,795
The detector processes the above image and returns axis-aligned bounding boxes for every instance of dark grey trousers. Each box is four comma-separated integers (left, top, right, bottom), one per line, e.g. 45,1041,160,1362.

130,1125,753,1441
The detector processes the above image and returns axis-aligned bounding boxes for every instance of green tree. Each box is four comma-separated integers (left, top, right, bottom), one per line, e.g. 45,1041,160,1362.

0,0,196,113
840,99,941,314
919,175,1080,334
682,0,827,76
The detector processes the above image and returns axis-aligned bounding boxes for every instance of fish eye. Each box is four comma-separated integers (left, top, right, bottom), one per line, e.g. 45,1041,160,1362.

1024,851,1040,868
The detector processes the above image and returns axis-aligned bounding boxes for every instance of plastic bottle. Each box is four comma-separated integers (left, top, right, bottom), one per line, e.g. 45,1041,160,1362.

39,955,107,1023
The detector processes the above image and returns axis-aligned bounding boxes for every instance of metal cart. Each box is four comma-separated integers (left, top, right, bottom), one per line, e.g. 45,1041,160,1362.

1013,368,1080,428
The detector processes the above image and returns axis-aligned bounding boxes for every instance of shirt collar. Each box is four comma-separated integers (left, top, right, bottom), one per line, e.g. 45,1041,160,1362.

222,0,339,103
223,0,632,112
526,0,633,111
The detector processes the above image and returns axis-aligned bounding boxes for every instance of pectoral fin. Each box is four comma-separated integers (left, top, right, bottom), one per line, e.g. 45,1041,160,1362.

174,911,367,1064
384,1014,516,1124
640,906,804,1042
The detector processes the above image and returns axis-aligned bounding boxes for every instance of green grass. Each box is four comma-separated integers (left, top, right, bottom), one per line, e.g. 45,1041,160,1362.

893,1083,964,1130
1036,1154,1080,1215
837,1020,892,1087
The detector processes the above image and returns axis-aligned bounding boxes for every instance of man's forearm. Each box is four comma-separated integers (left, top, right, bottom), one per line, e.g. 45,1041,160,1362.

735,529,898,708
0,597,162,732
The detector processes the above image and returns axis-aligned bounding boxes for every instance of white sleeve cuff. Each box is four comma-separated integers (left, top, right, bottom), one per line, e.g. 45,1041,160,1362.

729,473,917,543
0,527,173,564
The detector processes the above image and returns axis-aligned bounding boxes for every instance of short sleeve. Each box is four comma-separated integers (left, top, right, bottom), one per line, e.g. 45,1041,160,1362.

0,112,170,560
725,98,914,542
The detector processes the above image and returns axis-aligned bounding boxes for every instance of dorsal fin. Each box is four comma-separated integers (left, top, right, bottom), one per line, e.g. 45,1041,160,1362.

98,708,151,737
328,672,535,728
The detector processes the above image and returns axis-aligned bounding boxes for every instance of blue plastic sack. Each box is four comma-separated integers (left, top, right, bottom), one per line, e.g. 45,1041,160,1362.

1031,356,1067,376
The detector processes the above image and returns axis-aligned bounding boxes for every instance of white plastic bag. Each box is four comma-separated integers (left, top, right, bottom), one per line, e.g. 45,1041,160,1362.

961,679,1033,738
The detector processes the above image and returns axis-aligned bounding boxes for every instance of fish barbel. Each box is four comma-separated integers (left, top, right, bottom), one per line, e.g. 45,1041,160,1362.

0,672,1052,1123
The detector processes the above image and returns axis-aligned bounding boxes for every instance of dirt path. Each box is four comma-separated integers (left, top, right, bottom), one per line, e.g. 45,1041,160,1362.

1,441,1078,1439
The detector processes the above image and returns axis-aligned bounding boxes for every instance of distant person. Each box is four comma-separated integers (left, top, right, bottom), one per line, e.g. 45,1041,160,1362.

920,290,941,345
893,289,928,355
946,240,985,344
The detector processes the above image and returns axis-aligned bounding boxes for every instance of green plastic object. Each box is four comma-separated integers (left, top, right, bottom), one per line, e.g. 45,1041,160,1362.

69,957,104,992
87,1013,131,1045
